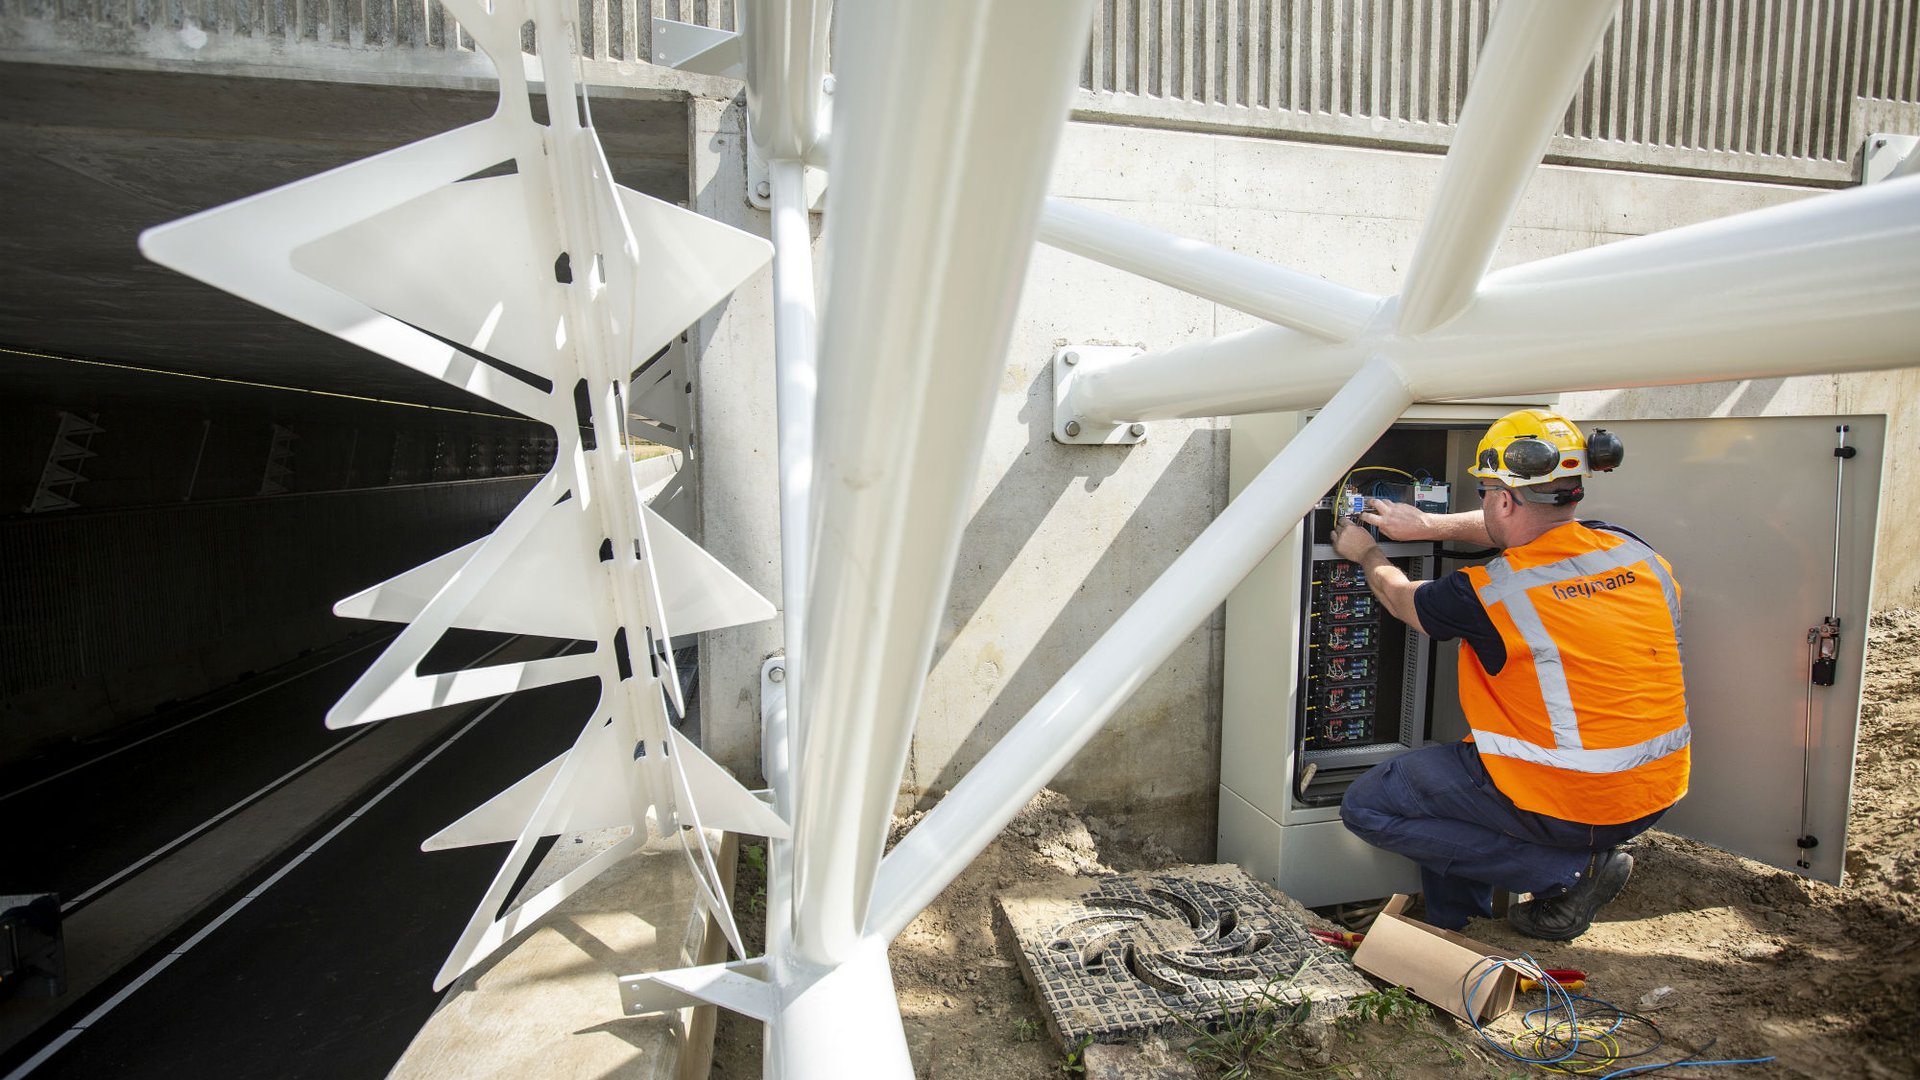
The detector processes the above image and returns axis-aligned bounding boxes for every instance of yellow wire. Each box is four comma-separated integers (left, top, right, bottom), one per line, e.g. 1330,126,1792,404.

1337,465,1419,499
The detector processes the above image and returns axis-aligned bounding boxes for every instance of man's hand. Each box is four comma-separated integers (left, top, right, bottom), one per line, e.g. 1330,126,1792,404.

1331,513,1428,636
1331,515,1378,565
1356,498,1429,541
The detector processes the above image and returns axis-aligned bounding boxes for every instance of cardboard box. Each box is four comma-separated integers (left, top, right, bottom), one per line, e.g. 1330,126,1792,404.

1350,895,1516,1024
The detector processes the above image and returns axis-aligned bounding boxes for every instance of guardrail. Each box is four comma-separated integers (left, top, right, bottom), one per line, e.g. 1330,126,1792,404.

1075,0,1919,184
3,0,1915,183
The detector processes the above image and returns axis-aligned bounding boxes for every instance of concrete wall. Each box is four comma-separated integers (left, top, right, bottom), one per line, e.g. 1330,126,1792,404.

691,110,1920,859
0,475,536,767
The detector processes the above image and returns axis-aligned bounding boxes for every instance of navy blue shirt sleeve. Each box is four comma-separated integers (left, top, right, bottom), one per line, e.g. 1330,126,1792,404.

1414,570,1507,675
1581,519,1650,546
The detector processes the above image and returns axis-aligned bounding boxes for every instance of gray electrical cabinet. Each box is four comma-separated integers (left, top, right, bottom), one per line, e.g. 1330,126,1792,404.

1219,408,1884,908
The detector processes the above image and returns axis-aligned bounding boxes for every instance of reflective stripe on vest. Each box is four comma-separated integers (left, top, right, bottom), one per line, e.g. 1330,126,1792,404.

1471,533,1690,772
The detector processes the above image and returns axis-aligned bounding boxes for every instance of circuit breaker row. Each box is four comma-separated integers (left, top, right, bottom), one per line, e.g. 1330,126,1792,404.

1303,558,1386,749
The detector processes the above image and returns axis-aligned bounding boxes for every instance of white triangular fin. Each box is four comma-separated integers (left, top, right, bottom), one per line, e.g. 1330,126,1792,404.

332,536,484,625
344,651,604,726
644,504,777,637
667,728,790,839
424,717,650,850
332,495,602,640
611,183,773,353
138,121,555,423
329,469,567,729
291,176,570,383
336,483,768,644
619,960,776,1021
424,753,568,852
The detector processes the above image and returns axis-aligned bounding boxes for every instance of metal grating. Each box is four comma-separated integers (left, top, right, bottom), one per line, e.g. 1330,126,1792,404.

1075,0,1920,183
5,0,1914,182
999,864,1372,1045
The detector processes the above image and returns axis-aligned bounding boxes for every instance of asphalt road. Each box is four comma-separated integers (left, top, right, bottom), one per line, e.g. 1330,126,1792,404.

0,631,603,1079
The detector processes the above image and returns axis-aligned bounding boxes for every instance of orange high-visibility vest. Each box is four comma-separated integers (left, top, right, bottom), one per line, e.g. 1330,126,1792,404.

1459,522,1690,824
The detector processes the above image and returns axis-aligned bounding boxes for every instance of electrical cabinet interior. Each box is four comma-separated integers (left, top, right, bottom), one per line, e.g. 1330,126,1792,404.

1293,542,1430,806
1289,424,1454,810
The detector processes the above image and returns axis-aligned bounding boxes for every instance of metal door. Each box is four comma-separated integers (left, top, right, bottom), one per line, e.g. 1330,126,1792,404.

1577,415,1884,883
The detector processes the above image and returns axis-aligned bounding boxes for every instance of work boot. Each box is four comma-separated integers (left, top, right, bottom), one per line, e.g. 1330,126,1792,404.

1507,849,1633,941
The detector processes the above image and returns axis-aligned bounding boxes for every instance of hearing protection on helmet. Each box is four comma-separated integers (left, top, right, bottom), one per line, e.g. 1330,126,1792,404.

1469,409,1625,495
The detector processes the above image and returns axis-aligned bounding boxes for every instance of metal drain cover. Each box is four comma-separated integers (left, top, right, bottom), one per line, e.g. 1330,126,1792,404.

998,864,1372,1045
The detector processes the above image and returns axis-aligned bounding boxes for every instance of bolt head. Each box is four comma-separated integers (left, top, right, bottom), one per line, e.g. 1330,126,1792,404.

1064,420,1082,437
1129,422,1147,437
755,180,771,198
1063,350,1079,365
822,75,836,95
769,665,785,683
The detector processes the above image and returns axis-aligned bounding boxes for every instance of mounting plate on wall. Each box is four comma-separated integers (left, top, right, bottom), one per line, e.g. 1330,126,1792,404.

1052,345,1147,446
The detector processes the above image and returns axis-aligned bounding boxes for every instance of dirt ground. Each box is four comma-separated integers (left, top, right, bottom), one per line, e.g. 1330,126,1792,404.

712,609,1920,1078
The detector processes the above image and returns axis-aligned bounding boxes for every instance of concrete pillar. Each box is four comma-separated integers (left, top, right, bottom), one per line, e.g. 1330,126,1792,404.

686,93,785,780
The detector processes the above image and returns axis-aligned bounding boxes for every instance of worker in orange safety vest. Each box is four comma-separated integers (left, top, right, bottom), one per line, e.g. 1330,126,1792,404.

1330,408,1689,940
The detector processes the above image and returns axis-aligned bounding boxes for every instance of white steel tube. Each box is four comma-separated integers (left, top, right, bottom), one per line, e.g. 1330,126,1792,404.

763,157,815,981
740,0,832,162
1067,319,1354,424
1395,0,1618,337
791,0,1096,966
1067,175,1920,421
1037,198,1382,341
768,156,817,777
867,356,1416,943
767,941,914,1077
1400,175,1920,400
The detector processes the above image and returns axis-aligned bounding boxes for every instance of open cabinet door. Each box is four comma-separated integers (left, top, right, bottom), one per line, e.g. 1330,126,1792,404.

1577,415,1884,883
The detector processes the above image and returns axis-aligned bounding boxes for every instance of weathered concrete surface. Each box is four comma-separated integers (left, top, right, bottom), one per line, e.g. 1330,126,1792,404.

391,831,732,1080
685,94,784,782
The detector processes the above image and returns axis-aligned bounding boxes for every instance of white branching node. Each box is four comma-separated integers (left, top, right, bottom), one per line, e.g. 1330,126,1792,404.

139,0,786,990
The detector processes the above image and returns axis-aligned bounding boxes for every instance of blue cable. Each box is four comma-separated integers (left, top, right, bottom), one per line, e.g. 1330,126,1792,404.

1460,956,1776,1077
1597,1057,1778,1079
1460,956,1582,1066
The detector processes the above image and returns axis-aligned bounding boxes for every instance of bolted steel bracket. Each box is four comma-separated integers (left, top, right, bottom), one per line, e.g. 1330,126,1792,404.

1861,132,1920,185
1052,345,1148,445
650,18,744,79
746,78,834,213
761,654,787,721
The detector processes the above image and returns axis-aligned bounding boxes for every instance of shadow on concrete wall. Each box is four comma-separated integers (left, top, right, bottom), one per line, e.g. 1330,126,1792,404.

925,364,1128,676
1577,376,1789,421
914,364,1227,853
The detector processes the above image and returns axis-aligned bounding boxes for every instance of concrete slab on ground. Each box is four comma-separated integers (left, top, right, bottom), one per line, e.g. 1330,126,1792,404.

391,831,733,1080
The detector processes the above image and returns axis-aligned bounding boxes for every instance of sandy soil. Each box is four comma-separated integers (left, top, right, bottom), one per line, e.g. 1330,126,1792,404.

712,609,1920,1079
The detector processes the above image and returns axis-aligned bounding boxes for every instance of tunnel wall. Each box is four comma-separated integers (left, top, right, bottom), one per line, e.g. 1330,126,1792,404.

0,476,536,768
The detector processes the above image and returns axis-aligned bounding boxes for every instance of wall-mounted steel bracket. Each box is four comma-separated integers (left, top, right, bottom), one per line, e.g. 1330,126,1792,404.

650,18,744,80
747,130,830,213
761,654,787,728
1862,133,1920,185
1053,345,1147,445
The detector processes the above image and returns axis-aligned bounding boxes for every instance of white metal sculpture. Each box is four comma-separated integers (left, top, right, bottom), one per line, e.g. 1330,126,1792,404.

140,0,1920,1074
140,0,788,991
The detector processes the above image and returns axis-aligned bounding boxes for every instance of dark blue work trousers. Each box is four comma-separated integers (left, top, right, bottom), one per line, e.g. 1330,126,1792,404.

1339,740,1666,931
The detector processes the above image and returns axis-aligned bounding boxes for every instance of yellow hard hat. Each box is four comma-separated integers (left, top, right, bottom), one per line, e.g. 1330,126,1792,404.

1470,409,1623,488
